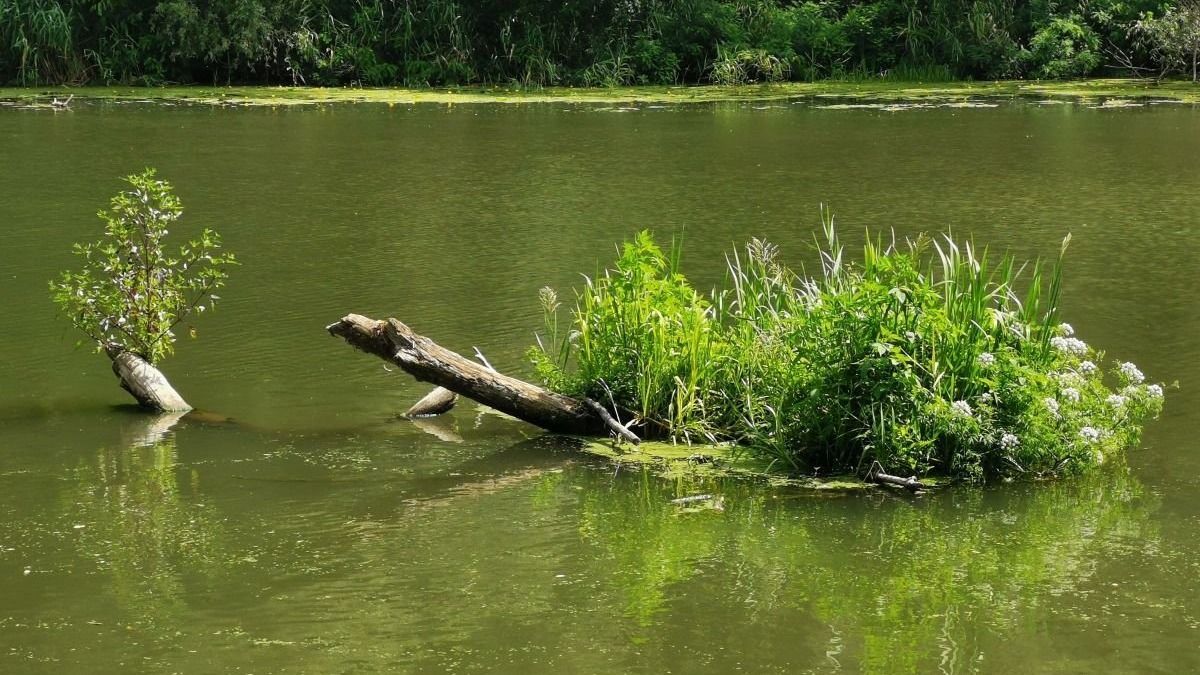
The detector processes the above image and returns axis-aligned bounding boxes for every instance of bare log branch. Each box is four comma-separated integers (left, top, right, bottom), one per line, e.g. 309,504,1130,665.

472,346,494,371
583,397,641,445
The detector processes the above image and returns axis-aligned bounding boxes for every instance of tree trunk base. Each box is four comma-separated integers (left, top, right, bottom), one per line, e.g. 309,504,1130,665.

104,343,192,413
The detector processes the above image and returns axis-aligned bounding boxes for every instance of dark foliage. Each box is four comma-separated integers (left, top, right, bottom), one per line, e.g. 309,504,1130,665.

0,0,1181,86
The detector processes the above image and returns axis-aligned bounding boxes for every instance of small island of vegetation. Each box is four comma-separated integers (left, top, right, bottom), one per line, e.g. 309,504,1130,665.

526,224,1165,481
327,216,1165,486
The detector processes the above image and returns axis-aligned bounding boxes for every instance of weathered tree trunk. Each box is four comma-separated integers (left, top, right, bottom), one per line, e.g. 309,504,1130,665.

404,346,498,417
327,314,608,435
104,343,192,413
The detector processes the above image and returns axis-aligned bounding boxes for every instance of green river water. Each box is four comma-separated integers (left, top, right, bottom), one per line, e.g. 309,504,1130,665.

1,97,1198,673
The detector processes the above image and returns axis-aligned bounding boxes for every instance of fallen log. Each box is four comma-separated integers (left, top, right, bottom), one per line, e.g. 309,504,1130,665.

327,314,608,435
104,342,192,413
869,470,925,492
404,346,497,417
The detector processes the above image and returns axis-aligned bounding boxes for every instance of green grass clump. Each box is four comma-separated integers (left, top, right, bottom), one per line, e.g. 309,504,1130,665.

530,218,1165,482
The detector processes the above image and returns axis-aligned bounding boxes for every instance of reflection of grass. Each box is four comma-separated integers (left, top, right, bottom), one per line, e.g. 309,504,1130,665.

3,78,1200,106
71,433,223,623
572,436,880,489
570,460,1156,671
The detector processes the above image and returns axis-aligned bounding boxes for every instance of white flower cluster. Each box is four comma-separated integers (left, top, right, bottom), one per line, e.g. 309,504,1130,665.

1107,394,1127,408
978,352,995,366
979,391,994,404
999,433,1020,449
1044,397,1060,416
1119,362,1145,384
1078,360,1097,375
1147,384,1164,398
1051,336,1089,356
1053,371,1083,387
952,400,973,417
1079,426,1102,444
1059,323,1075,336
1061,387,1080,403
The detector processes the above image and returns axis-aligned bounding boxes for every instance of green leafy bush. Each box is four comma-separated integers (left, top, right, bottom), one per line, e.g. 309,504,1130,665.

50,169,235,363
531,223,1165,482
1026,16,1103,78
710,45,791,84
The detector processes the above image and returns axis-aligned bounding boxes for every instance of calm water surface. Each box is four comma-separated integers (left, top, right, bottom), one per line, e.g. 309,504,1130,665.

1,98,1198,673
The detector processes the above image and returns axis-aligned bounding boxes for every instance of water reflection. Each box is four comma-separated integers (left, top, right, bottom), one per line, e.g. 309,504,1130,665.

230,431,1159,673
563,459,1158,672
71,413,225,626
0,417,1172,673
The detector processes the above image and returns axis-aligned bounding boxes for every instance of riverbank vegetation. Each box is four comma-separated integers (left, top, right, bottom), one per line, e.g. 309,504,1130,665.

3,0,1200,87
529,224,1165,481
7,77,1200,108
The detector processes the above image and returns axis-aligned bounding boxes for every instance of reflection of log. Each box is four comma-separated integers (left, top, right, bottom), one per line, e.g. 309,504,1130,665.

120,409,189,448
104,343,192,413
410,415,465,443
328,314,607,435
405,387,458,417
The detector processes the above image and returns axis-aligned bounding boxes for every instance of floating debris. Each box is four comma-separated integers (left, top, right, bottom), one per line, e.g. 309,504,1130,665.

816,102,935,111
1087,99,1144,109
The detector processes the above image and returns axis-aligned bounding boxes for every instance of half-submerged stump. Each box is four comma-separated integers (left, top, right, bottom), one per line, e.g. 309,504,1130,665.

104,342,192,413
327,314,612,436
405,387,458,417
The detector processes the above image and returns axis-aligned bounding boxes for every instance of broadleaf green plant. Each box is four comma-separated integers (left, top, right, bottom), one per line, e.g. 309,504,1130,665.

50,168,235,364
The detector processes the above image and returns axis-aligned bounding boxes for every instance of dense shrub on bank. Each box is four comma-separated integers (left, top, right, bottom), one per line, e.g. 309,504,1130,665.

1,0,1192,86
530,225,1164,481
